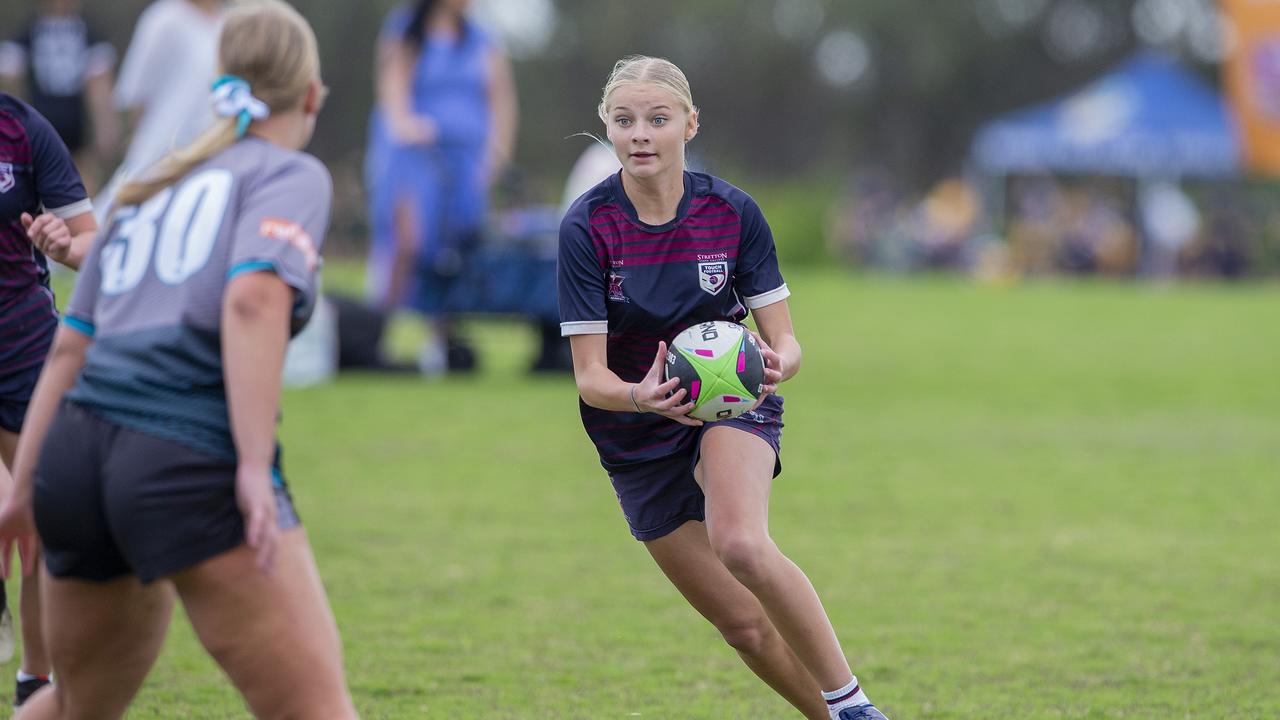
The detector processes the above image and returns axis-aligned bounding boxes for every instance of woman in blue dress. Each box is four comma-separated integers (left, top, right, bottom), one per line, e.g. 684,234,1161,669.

365,0,517,373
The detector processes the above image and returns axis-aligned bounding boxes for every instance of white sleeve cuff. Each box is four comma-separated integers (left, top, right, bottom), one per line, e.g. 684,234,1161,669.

47,198,94,220
743,283,790,310
560,320,608,336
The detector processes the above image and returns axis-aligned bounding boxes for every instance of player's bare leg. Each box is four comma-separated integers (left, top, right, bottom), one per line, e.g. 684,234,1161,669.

16,569,174,720
646,521,831,719
0,430,15,667
697,425,883,718
171,528,357,720
1,429,51,693
385,196,419,312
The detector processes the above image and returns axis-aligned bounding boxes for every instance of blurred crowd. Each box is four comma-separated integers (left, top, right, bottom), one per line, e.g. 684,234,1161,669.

1,0,1274,369
826,169,1269,281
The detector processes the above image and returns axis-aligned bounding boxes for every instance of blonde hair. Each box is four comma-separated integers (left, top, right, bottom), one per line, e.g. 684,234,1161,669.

117,0,320,206
597,55,698,125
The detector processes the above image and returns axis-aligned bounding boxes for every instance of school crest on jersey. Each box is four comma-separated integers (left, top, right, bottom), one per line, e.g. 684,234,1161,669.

607,272,628,303
698,261,728,296
0,162,14,193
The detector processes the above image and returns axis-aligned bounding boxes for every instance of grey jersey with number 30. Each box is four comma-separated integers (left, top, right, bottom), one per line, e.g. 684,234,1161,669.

64,136,332,460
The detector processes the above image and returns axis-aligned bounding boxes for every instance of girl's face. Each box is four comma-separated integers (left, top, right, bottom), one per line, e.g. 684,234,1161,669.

605,83,698,183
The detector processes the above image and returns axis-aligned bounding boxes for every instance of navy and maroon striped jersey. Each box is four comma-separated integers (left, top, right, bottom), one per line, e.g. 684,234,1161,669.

0,92,89,394
558,170,789,468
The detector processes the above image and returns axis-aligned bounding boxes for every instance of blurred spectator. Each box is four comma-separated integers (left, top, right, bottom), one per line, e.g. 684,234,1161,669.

1139,180,1199,279
1183,189,1253,279
490,169,569,372
1006,175,1064,276
825,165,904,269
828,171,977,272
365,0,517,376
1005,177,1137,277
561,140,621,213
1058,187,1136,275
97,0,225,218
916,177,979,269
0,0,119,192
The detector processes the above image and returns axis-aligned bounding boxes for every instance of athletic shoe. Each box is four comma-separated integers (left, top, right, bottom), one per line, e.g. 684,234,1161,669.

0,604,14,665
838,704,889,720
15,676,50,707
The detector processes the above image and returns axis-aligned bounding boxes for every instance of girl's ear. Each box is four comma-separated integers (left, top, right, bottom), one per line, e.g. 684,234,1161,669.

303,79,325,115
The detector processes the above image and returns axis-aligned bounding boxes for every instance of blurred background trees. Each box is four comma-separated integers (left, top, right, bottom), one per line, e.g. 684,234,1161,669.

0,0,1229,189
7,0,1263,275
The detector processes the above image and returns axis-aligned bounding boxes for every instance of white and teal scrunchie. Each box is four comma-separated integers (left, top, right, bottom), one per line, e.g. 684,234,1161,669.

211,74,270,137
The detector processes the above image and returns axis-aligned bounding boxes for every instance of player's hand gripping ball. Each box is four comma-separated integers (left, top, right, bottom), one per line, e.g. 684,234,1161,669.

664,321,766,422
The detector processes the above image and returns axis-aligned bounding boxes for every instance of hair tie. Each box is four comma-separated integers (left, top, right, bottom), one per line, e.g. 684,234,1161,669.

211,75,270,138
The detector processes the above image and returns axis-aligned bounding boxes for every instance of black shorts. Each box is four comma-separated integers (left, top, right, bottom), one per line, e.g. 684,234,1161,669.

0,362,42,433
34,401,301,583
606,395,784,542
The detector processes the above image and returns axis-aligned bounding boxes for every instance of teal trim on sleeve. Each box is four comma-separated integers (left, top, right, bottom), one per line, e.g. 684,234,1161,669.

271,467,284,488
63,315,96,337
226,260,277,281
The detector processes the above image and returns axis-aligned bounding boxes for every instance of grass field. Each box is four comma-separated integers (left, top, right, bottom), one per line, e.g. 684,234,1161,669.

3,268,1278,719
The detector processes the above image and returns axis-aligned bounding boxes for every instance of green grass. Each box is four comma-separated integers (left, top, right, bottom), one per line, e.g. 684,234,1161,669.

4,268,1278,718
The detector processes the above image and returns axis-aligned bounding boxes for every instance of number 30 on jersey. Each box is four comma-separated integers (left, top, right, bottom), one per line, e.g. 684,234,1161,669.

100,169,234,295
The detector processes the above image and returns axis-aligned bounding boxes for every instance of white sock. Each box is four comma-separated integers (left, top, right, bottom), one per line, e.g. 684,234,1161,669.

16,670,48,682
823,676,869,718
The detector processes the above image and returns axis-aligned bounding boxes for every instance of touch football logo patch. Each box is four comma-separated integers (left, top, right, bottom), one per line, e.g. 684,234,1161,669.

0,162,14,193
607,272,628,303
697,261,727,296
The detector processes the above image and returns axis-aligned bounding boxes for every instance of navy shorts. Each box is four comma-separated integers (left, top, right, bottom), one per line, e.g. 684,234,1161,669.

0,362,42,433
34,401,301,584
606,395,784,542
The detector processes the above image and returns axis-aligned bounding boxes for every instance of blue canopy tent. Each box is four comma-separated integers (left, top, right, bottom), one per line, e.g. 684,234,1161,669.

969,52,1241,272
972,51,1240,179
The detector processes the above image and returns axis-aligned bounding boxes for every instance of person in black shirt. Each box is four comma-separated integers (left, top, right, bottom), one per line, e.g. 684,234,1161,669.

0,0,120,190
